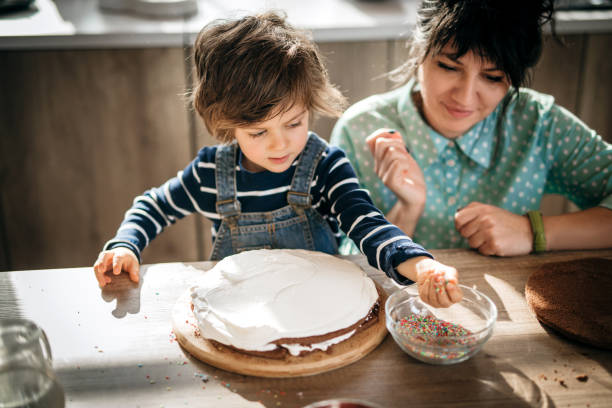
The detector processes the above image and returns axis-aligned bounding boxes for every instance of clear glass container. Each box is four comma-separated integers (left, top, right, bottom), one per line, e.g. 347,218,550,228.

385,285,497,365
0,319,65,408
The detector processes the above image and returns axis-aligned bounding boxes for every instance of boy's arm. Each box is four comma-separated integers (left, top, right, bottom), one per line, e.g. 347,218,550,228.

104,149,216,258
319,147,428,282
319,146,462,307
96,147,218,284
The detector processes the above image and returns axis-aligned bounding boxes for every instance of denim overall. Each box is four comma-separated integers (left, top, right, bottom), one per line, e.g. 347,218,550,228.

210,134,339,260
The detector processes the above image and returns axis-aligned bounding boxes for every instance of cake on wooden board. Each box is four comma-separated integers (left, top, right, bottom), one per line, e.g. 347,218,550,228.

172,249,388,377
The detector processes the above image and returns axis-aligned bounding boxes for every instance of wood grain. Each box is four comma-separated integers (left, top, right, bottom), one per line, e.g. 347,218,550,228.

313,41,389,141
3,249,612,407
1,34,611,271
579,33,612,143
0,48,198,270
532,34,585,114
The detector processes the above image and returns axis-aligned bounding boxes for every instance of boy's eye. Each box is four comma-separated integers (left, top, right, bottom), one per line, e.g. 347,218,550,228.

288,120,302,128
437,61,457,71
249,130,266,137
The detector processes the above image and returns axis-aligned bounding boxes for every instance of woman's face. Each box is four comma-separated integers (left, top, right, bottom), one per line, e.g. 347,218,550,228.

417,45,510,139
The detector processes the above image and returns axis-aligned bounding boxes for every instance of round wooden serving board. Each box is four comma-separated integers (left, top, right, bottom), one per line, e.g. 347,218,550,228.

172,286,388,378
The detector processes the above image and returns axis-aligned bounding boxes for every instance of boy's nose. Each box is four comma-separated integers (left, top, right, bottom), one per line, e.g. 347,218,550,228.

268,132,289,150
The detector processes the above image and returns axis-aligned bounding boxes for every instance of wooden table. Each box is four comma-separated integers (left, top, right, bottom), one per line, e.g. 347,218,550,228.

2,249,612,408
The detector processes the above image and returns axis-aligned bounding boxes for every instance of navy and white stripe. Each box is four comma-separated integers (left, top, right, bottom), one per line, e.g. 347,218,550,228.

105,135,431,284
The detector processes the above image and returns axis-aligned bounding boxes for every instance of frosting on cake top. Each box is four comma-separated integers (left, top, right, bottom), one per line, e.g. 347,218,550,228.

190,249,378,352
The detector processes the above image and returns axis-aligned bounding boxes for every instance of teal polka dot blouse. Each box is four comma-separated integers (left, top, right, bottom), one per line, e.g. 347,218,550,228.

331,80,612,250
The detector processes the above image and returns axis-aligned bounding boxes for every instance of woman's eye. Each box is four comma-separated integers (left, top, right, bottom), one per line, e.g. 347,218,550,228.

249,130,266,137
485,75,504,83
437,62,457,71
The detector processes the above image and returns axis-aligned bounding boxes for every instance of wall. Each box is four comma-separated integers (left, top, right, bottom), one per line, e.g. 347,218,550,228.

1,33,610,270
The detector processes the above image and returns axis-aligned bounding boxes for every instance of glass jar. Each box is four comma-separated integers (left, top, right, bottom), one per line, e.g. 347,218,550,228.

0,319,65,408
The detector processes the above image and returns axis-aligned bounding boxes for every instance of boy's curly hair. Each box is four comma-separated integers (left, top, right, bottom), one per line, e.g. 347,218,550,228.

192,11,347,143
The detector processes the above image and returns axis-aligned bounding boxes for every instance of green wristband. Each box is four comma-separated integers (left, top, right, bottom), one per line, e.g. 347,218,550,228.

526,210,547,253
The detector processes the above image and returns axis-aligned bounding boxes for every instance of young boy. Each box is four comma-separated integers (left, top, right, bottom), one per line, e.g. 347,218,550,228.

93,12,462,307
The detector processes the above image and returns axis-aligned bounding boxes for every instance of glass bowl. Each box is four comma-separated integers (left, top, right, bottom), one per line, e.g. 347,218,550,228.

385,284,497,365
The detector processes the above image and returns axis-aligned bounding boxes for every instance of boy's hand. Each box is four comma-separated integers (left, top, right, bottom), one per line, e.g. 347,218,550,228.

397,257,463,308
93,247,140,287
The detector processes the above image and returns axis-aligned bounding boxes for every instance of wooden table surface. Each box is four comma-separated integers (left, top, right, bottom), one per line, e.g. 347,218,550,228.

2,249,612,408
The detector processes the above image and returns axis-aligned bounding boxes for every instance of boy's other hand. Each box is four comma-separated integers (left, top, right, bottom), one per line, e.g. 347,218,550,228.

93,247,140,287
398,257,463,308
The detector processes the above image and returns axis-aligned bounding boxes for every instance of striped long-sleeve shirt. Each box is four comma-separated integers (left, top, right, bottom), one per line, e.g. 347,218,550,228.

105,135,432,284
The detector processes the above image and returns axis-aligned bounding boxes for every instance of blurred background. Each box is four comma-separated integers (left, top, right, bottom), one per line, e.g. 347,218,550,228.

1,0,611,271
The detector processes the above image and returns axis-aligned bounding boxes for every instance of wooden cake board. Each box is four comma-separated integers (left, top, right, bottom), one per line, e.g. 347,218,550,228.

172,286,388,378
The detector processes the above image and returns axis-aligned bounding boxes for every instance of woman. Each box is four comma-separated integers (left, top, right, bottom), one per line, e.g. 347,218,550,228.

330,0,612,256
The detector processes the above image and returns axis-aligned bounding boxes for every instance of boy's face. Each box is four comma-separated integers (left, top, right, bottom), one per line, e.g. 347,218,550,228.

234,104,309,173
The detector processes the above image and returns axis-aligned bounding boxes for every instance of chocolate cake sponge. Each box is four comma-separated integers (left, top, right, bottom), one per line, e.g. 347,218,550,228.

525,257,612,349
210,299,381,359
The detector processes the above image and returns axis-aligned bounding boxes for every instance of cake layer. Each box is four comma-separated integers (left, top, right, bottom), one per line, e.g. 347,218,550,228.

190,249,379,352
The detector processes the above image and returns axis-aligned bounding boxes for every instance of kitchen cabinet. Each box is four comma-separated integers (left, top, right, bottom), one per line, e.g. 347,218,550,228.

1,33,610,270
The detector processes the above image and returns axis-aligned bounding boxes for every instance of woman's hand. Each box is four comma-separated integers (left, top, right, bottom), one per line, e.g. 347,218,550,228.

454,202,533,256
365,129,426,210
93,247,140,287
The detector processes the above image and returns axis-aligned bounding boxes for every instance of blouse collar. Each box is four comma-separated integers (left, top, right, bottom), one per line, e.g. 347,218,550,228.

397,79,501,170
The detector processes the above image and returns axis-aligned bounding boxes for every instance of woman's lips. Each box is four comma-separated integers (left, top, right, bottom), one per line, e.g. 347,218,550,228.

444,103,473,119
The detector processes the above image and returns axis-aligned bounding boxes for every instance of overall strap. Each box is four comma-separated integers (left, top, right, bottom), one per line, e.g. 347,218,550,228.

287,133,327,208
214,143,241,217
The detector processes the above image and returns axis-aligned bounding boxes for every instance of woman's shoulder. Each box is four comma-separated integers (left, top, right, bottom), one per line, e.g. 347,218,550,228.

511,88,556,115
341,83,411,123
508,88,586,126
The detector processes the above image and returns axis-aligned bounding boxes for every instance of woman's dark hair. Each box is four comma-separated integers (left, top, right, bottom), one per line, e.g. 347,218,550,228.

192,11,346,142
390,0,555,168
391,0,555,91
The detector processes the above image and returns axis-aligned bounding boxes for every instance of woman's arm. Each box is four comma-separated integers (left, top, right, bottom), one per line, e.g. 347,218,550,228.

544,206,612,250
454,99,612,256
540,104,612,250
454,203,612,256
385,199,424,237
365,129,426,236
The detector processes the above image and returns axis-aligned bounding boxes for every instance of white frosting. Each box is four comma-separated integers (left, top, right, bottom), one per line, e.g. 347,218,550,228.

190,249,378,353
281,329,356,356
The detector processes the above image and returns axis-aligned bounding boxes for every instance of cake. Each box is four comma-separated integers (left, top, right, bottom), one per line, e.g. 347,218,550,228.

525,257,612,349
189,249,381,359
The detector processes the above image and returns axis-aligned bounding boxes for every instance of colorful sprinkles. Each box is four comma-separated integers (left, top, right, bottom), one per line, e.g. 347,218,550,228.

396,314,477,361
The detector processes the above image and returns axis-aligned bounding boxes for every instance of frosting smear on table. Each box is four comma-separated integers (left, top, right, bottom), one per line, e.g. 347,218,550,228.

190,249,378,354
